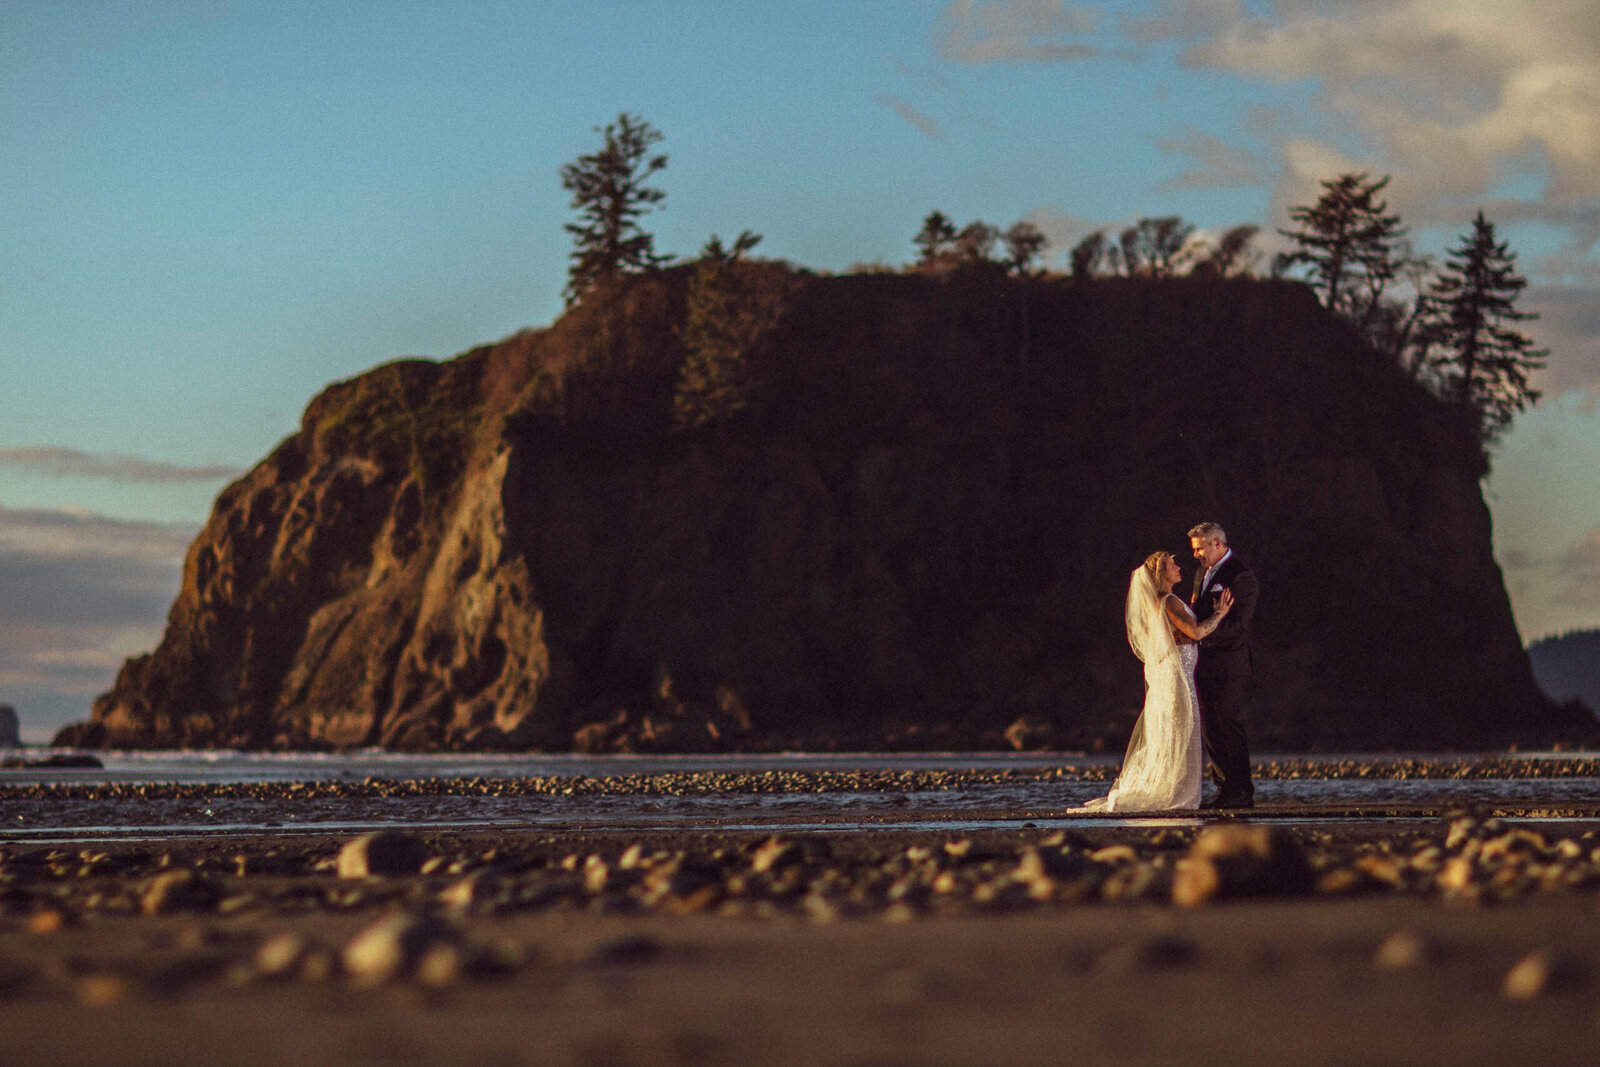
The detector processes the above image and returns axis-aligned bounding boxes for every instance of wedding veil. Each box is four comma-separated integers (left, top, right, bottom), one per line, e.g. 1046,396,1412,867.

1125,564,1176,666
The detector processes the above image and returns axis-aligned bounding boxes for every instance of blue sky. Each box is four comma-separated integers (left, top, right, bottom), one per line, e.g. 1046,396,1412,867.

5,1,1600,739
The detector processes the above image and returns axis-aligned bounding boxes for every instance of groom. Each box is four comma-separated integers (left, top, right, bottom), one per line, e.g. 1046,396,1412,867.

1189,522,1258,809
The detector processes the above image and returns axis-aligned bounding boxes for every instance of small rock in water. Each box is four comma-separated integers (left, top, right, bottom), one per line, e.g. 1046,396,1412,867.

336,831,430,879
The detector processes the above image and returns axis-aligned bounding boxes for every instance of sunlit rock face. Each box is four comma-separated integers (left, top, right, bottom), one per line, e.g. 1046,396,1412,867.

57,270,1593,752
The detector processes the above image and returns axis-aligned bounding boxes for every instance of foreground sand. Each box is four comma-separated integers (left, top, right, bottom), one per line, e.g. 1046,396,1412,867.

3,799,1600,1066
5,895,1600,1066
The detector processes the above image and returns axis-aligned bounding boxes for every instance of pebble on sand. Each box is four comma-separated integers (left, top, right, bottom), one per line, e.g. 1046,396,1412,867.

1372,930,1430,970
341,912,460,987
1502,951,1553,1000
336,831,430,879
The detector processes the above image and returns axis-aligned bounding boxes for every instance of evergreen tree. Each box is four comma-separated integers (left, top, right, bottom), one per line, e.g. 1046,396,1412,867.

1422,212,1546,443
560,113,670,305
1279,173,1407,328
913,211,958,266
672,232,792,433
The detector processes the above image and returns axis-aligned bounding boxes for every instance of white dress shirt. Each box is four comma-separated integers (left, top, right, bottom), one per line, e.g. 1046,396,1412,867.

1199,548,1233,597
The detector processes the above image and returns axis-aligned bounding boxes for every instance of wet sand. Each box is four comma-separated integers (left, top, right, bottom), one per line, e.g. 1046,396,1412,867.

3,761,1600,1065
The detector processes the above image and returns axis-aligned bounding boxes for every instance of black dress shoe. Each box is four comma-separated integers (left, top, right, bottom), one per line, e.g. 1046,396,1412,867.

1201,794,1254,810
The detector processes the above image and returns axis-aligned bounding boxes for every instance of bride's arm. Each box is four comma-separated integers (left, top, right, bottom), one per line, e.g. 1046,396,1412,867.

1164,591,1232,640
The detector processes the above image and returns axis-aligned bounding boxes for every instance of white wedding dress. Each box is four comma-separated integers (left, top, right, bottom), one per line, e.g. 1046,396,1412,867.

1074,568,1202,812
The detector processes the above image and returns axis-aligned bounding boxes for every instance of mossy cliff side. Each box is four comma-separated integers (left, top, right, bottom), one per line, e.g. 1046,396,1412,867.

56,269,1593,751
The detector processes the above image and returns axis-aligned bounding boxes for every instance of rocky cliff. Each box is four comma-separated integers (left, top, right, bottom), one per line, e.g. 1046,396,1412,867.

56,268,1594,751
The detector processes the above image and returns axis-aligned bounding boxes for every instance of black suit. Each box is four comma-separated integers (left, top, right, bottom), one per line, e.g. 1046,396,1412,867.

1191,552,1258,800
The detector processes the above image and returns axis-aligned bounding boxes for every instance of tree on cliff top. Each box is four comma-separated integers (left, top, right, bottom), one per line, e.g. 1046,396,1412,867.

913,211,958,266
1422,211,1546,443
1279,173,1407,330
673,231,794,433
1118,216,1194,277
560,113,671,305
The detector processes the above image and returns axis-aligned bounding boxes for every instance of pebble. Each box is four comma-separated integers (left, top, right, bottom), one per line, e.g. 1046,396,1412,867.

1172,825,1313,907
74,974,129,1007
336,831,430,878
1502,951,1553,1000
341,912,460,987
749,837,798,874
27,908,68,934
255,932,314,978
1372,930,1429,970
141,869,222,915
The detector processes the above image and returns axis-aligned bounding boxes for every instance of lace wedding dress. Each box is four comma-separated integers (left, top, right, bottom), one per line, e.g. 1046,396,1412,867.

1074,567,1203,812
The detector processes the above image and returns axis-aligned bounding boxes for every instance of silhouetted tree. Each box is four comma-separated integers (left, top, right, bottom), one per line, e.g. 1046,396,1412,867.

560,113,670,304
913,211,958,266
1279,173,1407,330
1421,212,1546,443
954,221,1000,264
1002,221,1048,277
1116,216,1194,277
1365,245,1435,375
1192,224,1260,278
1070,230,1110,280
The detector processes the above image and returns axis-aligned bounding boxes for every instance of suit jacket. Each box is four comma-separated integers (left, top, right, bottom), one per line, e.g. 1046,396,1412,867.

1190,552,1258,679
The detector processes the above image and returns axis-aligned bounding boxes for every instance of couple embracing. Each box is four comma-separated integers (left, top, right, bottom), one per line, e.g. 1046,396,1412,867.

1078,522,1258,813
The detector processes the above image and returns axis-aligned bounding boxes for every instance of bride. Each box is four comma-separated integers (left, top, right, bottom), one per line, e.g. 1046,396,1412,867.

1075,551,1233,812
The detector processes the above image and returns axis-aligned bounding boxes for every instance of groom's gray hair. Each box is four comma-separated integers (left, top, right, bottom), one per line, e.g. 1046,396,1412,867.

1188,522,1227,543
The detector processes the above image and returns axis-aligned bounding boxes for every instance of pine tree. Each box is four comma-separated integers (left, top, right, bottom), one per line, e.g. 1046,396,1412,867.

1279,173,1407,328
560,113,670,305
1423,212,1546,443
1192,224,1260,278
672,232,792,433
913,211,958,266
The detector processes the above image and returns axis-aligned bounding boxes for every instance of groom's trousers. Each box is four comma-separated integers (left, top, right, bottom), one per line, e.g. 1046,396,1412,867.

1196,672,1253,799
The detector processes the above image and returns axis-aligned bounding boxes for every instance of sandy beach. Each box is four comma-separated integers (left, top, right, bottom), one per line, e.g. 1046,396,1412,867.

4,760,1600,1066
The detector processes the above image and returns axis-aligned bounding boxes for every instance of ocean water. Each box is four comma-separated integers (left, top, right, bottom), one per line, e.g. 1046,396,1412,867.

3,749,1597,841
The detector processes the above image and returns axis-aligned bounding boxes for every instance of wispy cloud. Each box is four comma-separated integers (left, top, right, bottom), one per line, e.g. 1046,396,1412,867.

1171,0,1600,204
1153,126,1272,190
938,0,1102,64
1557,523,1600,608
0,446,241,483
0,505,198,565
937,0,1600,400
0,506,193,735
875,93,947,141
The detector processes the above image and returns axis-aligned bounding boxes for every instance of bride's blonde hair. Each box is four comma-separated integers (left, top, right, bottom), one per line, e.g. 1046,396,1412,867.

1142,551,1174,594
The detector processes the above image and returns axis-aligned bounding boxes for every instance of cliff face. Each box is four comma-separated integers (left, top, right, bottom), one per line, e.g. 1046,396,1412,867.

58,270,1593,751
